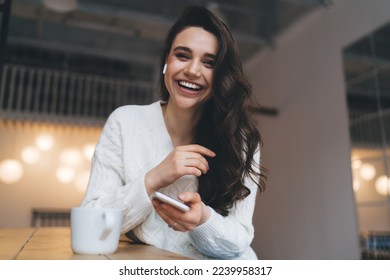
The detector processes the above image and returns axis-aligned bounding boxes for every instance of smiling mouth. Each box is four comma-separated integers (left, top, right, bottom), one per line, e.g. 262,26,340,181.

177,80,203,91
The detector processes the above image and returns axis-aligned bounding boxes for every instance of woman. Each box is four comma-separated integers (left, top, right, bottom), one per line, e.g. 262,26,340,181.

81,6,266,259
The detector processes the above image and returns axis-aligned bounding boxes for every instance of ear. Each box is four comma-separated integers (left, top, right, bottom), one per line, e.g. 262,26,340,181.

162,64,167,75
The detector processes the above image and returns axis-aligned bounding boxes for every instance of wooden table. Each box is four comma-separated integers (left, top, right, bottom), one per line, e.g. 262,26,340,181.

0,227,190,260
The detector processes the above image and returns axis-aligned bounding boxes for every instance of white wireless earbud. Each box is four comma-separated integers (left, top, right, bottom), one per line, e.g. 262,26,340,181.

162,64,167,75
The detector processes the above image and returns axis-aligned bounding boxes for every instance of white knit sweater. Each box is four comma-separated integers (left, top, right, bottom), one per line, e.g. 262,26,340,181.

81,101,259,259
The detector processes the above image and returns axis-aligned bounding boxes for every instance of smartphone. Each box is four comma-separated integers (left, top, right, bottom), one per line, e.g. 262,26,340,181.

152,191,190,212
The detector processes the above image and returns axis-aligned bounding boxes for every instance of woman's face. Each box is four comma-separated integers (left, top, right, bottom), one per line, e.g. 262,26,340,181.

164,26,218,112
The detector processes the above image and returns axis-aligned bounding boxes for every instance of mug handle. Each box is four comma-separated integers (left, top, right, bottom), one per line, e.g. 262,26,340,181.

99,211,115,240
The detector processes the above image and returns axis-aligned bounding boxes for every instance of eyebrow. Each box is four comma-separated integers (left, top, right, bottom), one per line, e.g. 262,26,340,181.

173,46,217,59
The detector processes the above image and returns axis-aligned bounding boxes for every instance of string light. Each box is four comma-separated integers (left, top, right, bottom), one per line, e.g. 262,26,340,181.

375,175,390,196
359,163,376,181
21,146,41,165
35,133,54,151
56,166,75,184
0,159,24,184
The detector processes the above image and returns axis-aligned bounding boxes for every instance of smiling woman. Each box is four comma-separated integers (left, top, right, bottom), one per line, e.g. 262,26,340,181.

163,27,217,118
80,6,267,260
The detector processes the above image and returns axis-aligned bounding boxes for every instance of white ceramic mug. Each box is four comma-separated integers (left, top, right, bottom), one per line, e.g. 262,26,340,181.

71,207,123,254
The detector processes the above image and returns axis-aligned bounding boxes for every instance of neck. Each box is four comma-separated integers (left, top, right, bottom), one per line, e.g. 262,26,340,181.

162,102,203,147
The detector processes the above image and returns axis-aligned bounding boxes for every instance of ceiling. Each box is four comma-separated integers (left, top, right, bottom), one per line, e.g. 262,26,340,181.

5,0,332,83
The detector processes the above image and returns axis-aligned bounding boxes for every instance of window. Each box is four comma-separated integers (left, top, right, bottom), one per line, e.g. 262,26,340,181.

343,22,390,259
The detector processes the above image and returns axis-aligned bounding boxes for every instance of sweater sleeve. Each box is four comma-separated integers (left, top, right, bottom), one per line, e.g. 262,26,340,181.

80,108,153,233
188,150,260,259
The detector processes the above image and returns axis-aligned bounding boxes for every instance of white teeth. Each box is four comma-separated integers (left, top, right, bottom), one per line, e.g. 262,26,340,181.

179,81,201,90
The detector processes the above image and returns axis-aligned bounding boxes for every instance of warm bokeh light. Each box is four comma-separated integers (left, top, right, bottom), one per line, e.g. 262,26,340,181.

82,143,96,161
351,159,362,169
375,175,390,196
21,146,41,165
359,163,376,181
0,159,24,184
35,133,54,151
59,148,83,167
56,166,75,184
353,177,361,192
75,170,90,193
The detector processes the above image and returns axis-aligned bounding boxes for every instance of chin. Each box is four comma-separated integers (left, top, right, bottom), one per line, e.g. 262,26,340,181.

174,96,209,110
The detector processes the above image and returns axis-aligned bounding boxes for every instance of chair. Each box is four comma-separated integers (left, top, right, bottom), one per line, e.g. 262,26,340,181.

31,208,71,227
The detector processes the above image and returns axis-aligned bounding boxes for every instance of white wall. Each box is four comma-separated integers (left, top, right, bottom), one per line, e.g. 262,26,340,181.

247,0,390,259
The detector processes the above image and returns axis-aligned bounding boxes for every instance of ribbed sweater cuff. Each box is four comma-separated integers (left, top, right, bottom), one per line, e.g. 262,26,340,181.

127,172,153,215
190,206,220,242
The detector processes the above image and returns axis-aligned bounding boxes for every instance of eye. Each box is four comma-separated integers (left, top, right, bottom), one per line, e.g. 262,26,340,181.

175,52,190,60
203,59,215,68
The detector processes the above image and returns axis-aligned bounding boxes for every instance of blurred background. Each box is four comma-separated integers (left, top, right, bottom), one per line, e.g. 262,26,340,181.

1,0,390,259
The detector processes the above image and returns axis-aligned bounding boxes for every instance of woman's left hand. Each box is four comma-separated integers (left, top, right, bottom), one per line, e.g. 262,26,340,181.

152,192,210,232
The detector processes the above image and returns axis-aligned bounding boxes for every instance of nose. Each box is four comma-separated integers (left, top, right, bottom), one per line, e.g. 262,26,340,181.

184,61,201,78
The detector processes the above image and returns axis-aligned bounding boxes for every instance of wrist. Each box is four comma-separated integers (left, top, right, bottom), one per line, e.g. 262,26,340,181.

145,169,160,196
198,203,211,226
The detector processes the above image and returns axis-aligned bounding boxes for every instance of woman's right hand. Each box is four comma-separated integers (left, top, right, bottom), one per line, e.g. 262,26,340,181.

145,144,216,195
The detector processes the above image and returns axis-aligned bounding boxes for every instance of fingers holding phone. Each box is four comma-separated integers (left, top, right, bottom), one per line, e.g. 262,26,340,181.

151,191,190,212
151,191,210,232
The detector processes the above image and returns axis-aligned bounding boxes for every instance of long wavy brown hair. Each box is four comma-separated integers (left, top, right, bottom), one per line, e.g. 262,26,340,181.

159,6,267,216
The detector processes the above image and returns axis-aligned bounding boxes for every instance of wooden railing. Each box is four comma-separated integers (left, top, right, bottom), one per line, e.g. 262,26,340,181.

0,64,156,125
